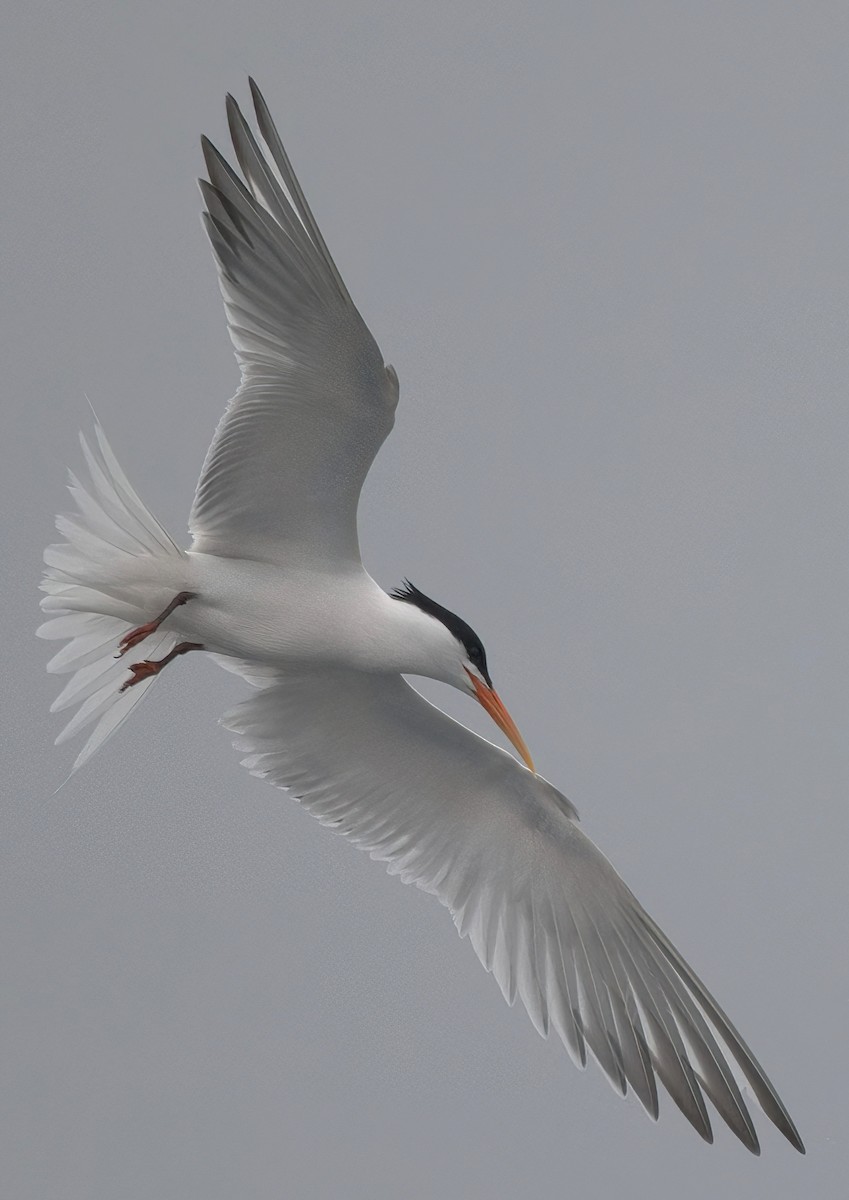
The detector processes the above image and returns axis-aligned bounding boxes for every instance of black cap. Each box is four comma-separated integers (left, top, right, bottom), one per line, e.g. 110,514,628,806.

390,580,493,688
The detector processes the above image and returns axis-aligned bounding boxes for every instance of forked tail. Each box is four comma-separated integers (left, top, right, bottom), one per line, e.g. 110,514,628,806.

38,422,189,773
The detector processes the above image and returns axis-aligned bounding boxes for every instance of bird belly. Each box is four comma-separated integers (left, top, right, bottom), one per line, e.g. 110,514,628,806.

171,552,389,669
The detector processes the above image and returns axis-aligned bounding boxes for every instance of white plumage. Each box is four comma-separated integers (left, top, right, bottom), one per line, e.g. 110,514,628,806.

39,81,803,1155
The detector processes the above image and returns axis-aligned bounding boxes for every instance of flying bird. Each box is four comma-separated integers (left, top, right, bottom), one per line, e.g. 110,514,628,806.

39,81,804,1155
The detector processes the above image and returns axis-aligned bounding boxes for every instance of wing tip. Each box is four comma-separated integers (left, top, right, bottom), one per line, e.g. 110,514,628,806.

778,1118,806,1155
225,92,244,138
248,76,268,120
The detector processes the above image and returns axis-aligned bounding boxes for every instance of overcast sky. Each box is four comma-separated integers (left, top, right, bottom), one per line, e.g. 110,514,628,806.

3,2,847,1197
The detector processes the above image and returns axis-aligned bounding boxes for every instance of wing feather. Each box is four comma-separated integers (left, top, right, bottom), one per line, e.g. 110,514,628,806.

222,669,804,1154
190,84,399,566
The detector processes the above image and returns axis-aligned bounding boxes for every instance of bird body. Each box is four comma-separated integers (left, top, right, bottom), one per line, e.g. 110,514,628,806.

38,81,804,1155
176,553,470,678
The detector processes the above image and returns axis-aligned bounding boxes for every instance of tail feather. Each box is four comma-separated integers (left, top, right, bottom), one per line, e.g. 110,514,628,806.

39,422,188,774
80,426,180,556
45,619,128,674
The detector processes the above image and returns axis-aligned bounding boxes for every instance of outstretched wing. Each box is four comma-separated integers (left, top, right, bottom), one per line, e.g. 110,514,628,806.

222,669,804,1155
191,80,399,566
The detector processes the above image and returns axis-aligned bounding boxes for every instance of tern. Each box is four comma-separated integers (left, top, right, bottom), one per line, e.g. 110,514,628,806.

39,81,804,1155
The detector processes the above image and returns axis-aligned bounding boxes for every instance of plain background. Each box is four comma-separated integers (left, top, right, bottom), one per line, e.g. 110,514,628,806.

3,2,846,1197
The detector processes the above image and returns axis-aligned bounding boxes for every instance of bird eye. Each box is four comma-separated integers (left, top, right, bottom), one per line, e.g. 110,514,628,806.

469,646,482,662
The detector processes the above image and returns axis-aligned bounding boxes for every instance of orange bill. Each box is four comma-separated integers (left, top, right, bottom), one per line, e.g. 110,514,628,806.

465,668,535,773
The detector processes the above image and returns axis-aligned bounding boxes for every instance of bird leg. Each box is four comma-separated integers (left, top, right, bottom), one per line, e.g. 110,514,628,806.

116,590,198,657
120,641,204,692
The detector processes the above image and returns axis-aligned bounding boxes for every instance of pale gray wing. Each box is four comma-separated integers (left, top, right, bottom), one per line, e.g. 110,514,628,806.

222,669,804,1155
190,80,399,566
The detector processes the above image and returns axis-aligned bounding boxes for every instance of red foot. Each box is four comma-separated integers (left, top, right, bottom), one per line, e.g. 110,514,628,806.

120,641,204,692
119,659,161,691
115,591,197,658
117,622,158,657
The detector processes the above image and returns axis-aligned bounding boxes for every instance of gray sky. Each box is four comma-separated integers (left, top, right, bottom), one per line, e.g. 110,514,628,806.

3,2,846,1197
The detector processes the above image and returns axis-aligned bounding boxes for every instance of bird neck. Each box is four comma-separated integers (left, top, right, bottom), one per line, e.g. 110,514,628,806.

376,591,459,685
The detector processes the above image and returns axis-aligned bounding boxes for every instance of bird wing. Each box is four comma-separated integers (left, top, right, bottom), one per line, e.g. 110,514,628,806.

222,669,803,1155
190,80,399,567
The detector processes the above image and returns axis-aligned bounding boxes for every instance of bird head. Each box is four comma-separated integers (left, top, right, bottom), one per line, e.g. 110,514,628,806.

390,581,535,773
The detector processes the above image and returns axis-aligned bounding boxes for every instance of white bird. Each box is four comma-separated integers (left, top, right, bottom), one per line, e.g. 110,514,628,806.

39,81,804,1156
